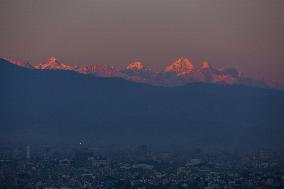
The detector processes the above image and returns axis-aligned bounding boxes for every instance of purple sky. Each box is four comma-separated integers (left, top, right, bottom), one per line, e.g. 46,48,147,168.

0,0,283,83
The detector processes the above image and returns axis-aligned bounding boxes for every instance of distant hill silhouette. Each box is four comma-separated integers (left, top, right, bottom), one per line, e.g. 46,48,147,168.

1,58,284,151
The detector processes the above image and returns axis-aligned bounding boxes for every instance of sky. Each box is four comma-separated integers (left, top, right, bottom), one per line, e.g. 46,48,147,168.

0,0,283,83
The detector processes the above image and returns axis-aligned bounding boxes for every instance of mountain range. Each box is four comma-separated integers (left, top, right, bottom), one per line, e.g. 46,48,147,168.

7,56,269,88
1,57,284,150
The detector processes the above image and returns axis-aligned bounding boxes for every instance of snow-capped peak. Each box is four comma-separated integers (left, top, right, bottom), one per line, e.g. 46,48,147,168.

127,61,145,71
164,57,194,76
47,56,58,65
200,61,211,69
35,56,74,70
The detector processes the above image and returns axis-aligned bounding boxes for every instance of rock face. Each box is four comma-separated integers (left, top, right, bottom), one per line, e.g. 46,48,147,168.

5,56,269,88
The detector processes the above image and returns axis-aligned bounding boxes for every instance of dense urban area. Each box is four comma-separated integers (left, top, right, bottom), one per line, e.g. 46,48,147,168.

0,145,284,189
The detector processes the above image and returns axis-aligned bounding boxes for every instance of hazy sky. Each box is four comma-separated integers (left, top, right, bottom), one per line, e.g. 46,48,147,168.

0,0,283,82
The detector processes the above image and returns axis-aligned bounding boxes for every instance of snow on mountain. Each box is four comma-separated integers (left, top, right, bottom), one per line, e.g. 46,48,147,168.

3,56,271,88
164,57,194,76
195,61,237,84
199,61,211,69
122,61,158,84
161,58,241,85
35,57,74,71
126,61,145,71
124,61,153,75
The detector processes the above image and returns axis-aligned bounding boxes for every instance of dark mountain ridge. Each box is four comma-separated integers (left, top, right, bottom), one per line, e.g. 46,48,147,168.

1,58,284,151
